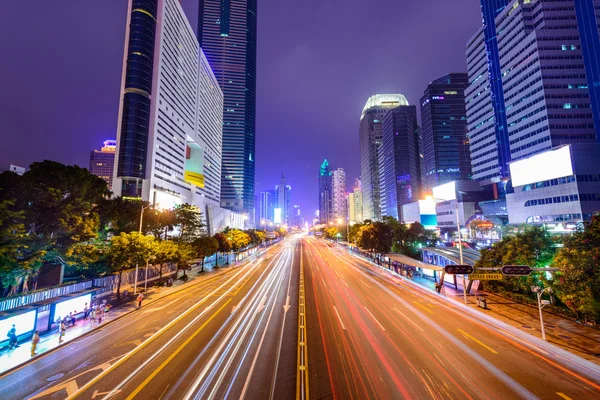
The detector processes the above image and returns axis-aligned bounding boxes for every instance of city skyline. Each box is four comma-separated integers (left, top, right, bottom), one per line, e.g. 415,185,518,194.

0,0,482,217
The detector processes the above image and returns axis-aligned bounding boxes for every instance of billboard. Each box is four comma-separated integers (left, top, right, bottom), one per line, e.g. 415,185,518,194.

433,181,456,201
510,145,573,187
0,310,36,338
184,142,205,188
273,208,282,224
54,293,92,322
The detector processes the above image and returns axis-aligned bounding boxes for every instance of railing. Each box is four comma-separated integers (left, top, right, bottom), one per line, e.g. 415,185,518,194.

0,280,93,312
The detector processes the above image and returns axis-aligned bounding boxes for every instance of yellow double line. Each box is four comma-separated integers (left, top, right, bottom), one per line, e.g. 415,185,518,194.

296,239,309,399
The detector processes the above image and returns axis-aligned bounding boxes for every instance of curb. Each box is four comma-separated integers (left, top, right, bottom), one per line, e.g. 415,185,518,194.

0,262,242,379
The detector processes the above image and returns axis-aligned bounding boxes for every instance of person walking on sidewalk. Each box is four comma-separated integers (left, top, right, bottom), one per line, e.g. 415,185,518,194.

58,321,66,344
7,324,19,349
31,331,40,356
137,293,144,308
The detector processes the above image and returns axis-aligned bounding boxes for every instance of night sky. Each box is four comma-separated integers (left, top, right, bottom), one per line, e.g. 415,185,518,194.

0,0,481,219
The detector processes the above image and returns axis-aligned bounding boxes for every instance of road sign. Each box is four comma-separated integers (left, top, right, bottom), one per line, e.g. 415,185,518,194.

444,265,474,275
468,273,503,281
501,265,532,276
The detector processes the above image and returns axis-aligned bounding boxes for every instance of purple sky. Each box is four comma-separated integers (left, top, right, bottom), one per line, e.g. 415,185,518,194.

0,0,481,218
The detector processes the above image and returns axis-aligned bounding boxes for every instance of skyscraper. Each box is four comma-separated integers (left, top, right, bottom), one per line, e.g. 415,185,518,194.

318,159,333,224
275,174,292,225
331,168,347,220
359,94,409,220
258,190,275,222
379,105,422,220
89,140,116,190
347,178,363,224
420,73,471,191
197,0,258,217
112,0,241,233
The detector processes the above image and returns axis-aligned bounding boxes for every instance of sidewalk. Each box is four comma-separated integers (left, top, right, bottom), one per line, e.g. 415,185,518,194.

0,252,247,375
354,252,600,365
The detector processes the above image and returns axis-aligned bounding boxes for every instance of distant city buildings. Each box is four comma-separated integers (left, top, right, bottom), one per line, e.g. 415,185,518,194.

0,164,25,175
198,0,257,218
331,168,347,221
275,174,292,225
292,204,303,228
89,140,116,189
318,159,333,224
421,73,471,192
359,94,409,221
347,178,363,224
379,105,422,220
259,190,275,223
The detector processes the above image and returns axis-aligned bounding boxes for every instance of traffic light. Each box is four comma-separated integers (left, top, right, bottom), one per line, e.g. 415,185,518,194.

444,265,474,275
501,265,532,276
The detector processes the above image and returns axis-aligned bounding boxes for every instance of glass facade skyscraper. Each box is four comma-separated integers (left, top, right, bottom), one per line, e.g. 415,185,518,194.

420,73,471,191
198,0,258,217
318,159,333,224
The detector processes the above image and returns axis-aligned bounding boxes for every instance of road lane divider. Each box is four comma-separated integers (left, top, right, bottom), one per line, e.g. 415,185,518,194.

556,392,573,400
457,329,499,355
364,307,386,332
392,306,424,332
296,239,309,400
125,299,232,399
333,306,347,331
413,301,434,314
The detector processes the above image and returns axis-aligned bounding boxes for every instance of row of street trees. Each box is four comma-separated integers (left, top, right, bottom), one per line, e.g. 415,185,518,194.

0,161,278,298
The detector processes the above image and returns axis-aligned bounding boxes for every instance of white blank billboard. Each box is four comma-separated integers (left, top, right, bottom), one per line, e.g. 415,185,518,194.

510,146,573,187
0,310,36,337
54,294,92,321
273,208,282,224
433,181,456,201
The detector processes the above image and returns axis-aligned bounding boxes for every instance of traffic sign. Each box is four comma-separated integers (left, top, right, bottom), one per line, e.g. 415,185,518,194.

444,265,474,275
468,273,503,281
501,265,532,276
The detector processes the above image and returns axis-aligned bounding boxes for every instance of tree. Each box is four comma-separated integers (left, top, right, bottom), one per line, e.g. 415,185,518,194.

153,240,179,280
226,229,251,261
348,222,364,245
108,232,156,299
174,243,195,279
552,215,600,321
194,236,219,272
143,208,177,239
174,204,205,243
214,232,232,265
97,197,145,237
65,239,110,279
359,221,393,256
245,230,266,247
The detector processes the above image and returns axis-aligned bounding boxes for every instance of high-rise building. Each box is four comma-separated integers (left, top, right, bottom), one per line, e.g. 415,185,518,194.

112,0,243,233
379,105,422,220
331,168,347,220
89,139,116,189
275,174,292,225
258,190,275,222
0,164,25,176
420,73,471,191
318,159,333,224
197,0,258,217
360,94,409,220
292,204,303,228
347,178,363,224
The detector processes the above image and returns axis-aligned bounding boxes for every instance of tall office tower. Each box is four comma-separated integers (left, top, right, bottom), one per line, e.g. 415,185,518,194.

259,190,275,222
379,106,422,220
292,204,303,227
347,178,363,224
197,0,258,217
420,73,471,191
465,0,510,183
468,0,600,185
318,159,333,224
331,168,347,220
359,94,409,220
275,174,292,225
113,0,229,229
89,139,116,190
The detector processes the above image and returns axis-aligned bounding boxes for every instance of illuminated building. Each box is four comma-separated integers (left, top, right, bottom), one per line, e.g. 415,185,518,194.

420,73,471,191
198,0,257,218
275,174,292,225
259,190,275,222
347,178,363,224
506,144,600,227
332,168,347,220
359,94,409,220
379,105,422,220
112,0,244,233
0,164,25,176
318,159,333,224
89,140,116,189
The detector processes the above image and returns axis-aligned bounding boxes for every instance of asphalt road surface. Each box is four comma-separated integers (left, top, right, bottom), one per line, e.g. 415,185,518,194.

3,234,600,400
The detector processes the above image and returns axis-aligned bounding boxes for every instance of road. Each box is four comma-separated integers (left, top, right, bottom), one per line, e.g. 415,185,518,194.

303,237,600,400
0,238,299,400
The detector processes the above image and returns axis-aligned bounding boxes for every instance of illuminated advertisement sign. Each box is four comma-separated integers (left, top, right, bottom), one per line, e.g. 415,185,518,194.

184,142,205,188
510,146,573,187
274,208,282,224
0,310,36,338
433,181,456,201
54,294,92,321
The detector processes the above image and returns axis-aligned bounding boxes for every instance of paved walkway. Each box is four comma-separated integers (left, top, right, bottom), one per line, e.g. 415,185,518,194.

0,249,263,375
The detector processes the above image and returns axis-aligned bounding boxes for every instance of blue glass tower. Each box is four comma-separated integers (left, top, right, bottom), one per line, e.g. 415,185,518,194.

480,0,510,178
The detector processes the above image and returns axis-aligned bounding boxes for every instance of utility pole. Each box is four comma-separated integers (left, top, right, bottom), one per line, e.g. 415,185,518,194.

455,201,467,305
532,286,552,340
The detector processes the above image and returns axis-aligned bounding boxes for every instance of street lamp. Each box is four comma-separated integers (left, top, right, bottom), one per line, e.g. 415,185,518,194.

135,202,160,294
336,217,349,243
532,286,552,340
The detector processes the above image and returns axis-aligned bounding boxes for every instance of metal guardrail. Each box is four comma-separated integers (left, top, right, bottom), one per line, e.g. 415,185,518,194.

0,280,93,312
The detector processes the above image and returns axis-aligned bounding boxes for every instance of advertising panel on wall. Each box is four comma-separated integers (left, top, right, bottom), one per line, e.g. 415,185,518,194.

433,181,457,201
0,310,37,340
510,145,573,187
52,293,92,322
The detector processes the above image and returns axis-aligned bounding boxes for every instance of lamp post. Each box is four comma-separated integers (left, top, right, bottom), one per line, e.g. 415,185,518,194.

337,217,349,243
532,286,552,340
136,202,162,294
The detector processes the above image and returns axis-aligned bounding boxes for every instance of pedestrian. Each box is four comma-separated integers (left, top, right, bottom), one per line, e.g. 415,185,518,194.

68,312,75,326
31,331,40,356
89,307,96,327
7,324,18,349
58,321,66,344
104,302,110,317
83,302,89,320
137,293,144,308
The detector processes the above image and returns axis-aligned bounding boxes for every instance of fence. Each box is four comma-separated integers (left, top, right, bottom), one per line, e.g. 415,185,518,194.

93,262,180,294
0,280,93,312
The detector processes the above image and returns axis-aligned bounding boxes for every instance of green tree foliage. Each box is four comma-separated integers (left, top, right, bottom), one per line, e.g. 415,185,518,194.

153,240,179,280
97,197,145,236
226,229,251,253
174,204,205,243
174,243,195,278
65,239,110,279
357,221,393,255
194,236,219,272
552,215,600,321
108,232,156,299
245,230,266,246
213,232,232,265
143,208,177,239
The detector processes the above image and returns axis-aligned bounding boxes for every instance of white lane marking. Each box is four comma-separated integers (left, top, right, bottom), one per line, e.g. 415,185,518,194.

392,306,424,332
364,307,386,332
322,278,327,288
360,280,371,289
333,306,347,330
